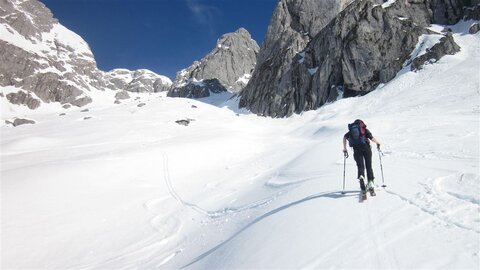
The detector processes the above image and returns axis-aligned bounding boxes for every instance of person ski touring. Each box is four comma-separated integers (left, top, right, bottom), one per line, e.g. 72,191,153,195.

342,119,381,198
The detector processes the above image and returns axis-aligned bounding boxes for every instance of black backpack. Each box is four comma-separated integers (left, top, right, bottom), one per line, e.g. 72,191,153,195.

348,119,367,147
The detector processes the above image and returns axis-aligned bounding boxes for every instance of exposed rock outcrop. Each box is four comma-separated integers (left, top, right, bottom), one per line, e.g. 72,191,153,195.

168,28,259,98
169,79,227,99
6,118,36,127
114,90,130,100
428,0,471,24
238,0,355,117
105,69,172,93
239,0,470,117
6,91,41,109
469,22,480,33
411,32,461,70
463,2,480,20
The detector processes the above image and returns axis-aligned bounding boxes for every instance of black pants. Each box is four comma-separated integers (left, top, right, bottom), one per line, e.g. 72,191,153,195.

353,145,374,182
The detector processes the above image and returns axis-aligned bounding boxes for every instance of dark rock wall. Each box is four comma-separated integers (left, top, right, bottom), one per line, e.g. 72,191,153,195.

239,0,472,117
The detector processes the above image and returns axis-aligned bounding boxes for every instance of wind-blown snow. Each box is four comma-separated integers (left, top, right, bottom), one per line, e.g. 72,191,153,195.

1,22,479,269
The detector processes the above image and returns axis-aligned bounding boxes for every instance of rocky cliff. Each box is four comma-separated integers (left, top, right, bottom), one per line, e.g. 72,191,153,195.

0,0,171,110
239,0,473,117
238,0,353,116
104,69,172,93
168,28,259,98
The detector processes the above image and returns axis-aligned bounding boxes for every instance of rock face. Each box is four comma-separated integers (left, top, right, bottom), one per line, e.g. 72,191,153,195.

429,0,480,24
169,78,227,99
464,1,480,20
0,0,171,110
411,32,461,70
6,91,41,109
238,0,355,117
168,28,259,98
105,69,172,93
239,0,471,117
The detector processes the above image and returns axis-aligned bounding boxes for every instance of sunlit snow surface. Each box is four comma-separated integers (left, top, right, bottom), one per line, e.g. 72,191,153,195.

1,22,479,269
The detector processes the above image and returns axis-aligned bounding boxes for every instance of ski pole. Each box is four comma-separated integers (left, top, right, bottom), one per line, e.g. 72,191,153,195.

378,148,386,187
342,156,346,194
342,151,348,194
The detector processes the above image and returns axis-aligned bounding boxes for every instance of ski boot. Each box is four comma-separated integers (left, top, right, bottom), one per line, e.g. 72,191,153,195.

359,176,367,201
367,179,376,197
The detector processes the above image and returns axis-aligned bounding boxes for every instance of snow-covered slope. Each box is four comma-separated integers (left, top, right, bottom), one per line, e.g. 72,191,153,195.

1,22,479,269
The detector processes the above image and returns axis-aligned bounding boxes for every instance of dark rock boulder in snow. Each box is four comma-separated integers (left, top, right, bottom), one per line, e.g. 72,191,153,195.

469,22,480,33
114,90,130,100
239,0,468,117
169,79,227,99
169,28,259,98
175,118,195,126
10,118,36,127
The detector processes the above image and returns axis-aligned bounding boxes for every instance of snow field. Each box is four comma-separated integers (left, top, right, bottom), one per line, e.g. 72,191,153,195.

1,22,479,269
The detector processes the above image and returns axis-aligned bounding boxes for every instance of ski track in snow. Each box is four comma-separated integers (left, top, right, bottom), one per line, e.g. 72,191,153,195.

161,152,284,219
385,174,480,234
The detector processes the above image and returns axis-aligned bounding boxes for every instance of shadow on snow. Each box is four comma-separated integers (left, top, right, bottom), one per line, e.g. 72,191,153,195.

181,190,358,268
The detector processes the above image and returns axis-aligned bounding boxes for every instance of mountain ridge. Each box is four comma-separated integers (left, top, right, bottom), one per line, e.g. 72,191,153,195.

239,0,478,117
0,0,172,112
168,27,259,98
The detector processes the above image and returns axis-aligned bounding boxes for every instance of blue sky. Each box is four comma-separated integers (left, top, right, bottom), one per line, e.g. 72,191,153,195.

40,0,277,79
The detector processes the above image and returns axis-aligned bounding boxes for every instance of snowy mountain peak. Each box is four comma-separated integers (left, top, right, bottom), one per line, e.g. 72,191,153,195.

0,0,172,119
104,69,172,93
169,28,259,98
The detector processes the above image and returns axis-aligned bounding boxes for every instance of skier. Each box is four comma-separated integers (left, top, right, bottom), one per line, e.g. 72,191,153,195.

342,119,381,196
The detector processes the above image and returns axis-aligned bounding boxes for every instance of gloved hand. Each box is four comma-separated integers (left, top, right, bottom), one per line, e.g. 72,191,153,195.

343,149,349,158
376,143,381,150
